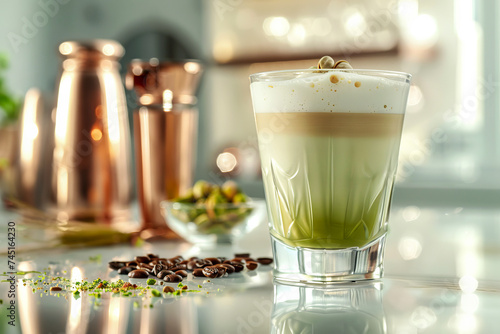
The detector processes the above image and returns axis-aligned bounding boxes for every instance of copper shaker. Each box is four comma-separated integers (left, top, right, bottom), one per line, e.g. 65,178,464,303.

126,59,203,238
49,40,133,224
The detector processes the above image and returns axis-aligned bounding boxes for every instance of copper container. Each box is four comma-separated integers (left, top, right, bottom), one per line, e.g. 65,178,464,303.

49,40,133,224
126,59,203,237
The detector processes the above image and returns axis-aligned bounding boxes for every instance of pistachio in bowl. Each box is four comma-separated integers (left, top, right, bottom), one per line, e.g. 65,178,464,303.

160,180,265,244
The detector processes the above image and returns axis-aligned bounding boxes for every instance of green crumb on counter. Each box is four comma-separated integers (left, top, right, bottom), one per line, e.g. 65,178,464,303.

173,290,181,296
151,289,161,297
146,278,156,285
197,284,202,288
89,255,102,262
177,282,184,288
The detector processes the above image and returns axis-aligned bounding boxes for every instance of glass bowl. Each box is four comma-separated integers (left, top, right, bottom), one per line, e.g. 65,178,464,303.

160,198,266,244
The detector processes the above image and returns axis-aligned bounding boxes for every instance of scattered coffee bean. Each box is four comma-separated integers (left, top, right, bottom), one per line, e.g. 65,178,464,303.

152,264,165,276
218,263,235,274
199,259,213,268
175,270,188,278
138,263,153,270
160,259,175,267
147,253,159,260
193,268,205,277
50,286,63,292
157,270,175,279
170,264,187,271
164,274,183,282
118,266,135,275
257,257,273,265
106,252,267,286
202,266,219,278
231,263,244,272
246,261,258,271
205,257,221,265
135,256,150,263
187,260,198,271
182,285,188,290
163,286,175,293
170,256,184,264
108,261,127,270
216,266,226,277
231,258,245,263
128,269,149,279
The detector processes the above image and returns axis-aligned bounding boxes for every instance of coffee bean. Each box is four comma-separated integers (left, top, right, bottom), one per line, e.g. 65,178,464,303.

218,263,235,274
164,274,183,282
231,258,245,263
118,266,134,275
216,266,226,277
128,269,149,279
188,259,212,269
243,257,256,263
246,261,258,271
50,286,63,292
193,268,205,277
170,264,187,271
189,256,199,261
135,256,150,263
147,253,159,260
152,264,165,276
175,270,188,277
163,286,175,293
202,266,219,278
257,257,273,265
205,257,221,265
157,270,175,279
187,260,198,271
199,259,213,268
160,259,175,267
179,260,189,265
138,263,153,270
127,261,138,267
108,261,127,270
231,263,244,272
170,256,184,264
235,253,250,258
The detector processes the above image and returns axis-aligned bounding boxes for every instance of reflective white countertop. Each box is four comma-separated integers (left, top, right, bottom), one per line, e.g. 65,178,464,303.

1,204,500,334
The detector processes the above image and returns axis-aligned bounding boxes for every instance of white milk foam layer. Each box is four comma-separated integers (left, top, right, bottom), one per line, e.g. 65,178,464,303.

251,70,409,114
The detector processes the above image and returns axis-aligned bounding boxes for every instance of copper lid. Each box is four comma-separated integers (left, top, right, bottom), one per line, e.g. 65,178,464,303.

58,40,125,59
126,58,203,107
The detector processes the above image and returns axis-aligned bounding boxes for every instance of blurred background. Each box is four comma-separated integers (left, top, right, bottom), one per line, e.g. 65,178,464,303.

0,0,498,209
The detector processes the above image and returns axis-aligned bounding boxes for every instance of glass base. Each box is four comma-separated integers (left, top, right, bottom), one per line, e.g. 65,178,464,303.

271,233,386,284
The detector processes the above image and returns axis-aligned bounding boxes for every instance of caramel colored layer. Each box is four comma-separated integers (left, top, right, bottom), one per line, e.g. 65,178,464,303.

255,112,404,137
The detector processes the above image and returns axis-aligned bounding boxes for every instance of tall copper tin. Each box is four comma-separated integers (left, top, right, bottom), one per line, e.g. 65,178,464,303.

126,59,202,237
49,40,133,224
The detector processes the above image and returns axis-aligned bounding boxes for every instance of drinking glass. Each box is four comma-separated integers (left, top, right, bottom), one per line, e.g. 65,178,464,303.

250,69,411,283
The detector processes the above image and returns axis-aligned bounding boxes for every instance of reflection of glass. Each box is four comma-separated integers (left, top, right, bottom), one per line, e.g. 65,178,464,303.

250,69,411,282
271,282,386,334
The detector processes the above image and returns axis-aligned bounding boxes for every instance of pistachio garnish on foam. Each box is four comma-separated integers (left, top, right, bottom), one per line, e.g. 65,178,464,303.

312,56,353,71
